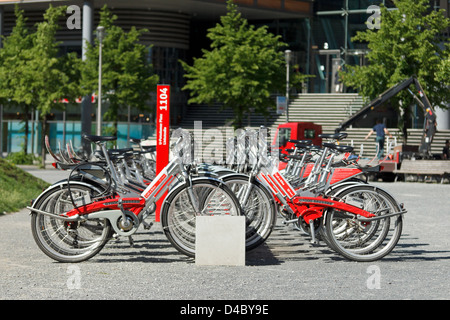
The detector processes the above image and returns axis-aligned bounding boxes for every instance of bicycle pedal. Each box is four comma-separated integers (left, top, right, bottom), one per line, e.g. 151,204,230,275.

143,221,153,230
310,239,321,247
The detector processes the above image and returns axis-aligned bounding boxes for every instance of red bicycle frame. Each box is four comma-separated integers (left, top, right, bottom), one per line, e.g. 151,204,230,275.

257,163,376,224
64,159,179,219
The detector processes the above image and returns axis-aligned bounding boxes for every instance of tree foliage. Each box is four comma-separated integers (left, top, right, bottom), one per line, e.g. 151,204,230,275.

0,4,158,162
81,5,159,135
0,6,33,104
435,43,450,86
25,6,81,166
181,0,287,128
25,6,80,115
0,6,34,153
0,5,81,161
341,0,450,139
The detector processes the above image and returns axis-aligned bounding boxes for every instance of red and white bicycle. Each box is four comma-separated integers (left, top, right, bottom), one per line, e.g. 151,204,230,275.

255,129,406,262
29,131,242,262
30,127,406,263
198,127,405,261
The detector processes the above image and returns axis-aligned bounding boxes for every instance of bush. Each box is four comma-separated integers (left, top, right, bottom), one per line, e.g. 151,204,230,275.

5,151,41,165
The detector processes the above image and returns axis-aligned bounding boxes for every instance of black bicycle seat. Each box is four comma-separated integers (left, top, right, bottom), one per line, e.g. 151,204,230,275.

108,148,134,155
323,142,354,153
82,133,117,143
141,145,157,152
288,139,312,145
319,133,348,141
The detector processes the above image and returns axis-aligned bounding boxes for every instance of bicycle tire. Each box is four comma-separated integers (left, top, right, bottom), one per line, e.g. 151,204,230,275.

160,178,242,257
221,174,277,251
324,184,403,262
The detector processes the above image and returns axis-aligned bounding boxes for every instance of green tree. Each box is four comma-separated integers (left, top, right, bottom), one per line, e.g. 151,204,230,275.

0,6,35,154
181,0,287,129
22,5,81,167
435,43,450,86
81,5,159,137
341,0,450,142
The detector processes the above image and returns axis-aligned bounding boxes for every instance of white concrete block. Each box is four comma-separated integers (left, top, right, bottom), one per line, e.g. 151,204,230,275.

195,215,245,266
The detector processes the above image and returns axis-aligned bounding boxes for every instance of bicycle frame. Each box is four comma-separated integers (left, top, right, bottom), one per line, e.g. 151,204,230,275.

255,139,378,216
30,133,205,237
64,157,177,223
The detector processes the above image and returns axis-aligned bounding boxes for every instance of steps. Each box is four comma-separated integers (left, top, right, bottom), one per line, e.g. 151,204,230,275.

178,103,282,130
326,128,450,159
179,93,364,132
287,93,364,130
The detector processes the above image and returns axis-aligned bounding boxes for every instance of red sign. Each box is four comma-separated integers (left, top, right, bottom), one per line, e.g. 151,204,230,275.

155,85,170,221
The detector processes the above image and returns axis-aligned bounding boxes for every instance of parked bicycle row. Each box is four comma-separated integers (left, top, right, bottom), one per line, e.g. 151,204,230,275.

27,127,406,263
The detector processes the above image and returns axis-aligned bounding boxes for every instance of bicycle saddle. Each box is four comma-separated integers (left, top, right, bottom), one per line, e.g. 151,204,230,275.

130,138,142,144
319,133,348,141
141,145,157,152
323,142,354,153
108,148,134,155
95,148,134,161
82,133,117,143
288,139,312,145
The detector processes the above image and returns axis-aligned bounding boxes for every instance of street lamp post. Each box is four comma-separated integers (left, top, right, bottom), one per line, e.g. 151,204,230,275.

96,26,105,136
285,49,292,122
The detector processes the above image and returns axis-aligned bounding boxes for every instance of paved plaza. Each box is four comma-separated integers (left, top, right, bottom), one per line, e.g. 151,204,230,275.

1,167,449,305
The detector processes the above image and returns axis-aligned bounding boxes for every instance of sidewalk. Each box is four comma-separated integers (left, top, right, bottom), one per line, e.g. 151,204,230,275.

19,165,69,184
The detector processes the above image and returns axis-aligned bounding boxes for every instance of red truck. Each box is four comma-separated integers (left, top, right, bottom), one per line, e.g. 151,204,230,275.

272,122,322,170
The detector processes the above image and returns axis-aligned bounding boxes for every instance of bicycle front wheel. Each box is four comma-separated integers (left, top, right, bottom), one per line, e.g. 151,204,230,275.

161,178,242,257
221,174,277,251
324,185,403,262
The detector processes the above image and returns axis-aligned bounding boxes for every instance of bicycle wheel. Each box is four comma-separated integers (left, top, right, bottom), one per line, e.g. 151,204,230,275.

30,183,113,263
318,179,368,250
324,184,403,262
161,178,242,257
221,174,277,251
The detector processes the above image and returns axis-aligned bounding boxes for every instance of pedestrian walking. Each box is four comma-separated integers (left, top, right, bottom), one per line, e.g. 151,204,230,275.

365,119,393,160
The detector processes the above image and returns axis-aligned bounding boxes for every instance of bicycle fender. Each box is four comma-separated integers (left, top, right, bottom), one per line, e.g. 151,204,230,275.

218,172,249,180
30,180,104,209
220,172,276,203
331,183,403,210
160,176,230,211
324,179,367,196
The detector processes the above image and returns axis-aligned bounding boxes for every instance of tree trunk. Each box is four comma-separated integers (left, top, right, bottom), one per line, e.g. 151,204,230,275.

40,114,48,169
23,105,29,155
31,107,36,155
